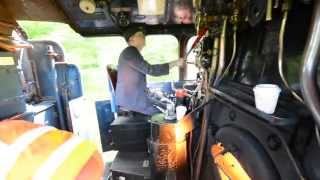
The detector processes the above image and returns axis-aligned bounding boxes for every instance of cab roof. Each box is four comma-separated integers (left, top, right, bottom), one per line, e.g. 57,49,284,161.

1,0,195,37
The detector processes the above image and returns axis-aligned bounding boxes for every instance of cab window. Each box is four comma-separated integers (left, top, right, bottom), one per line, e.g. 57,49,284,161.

19,21,128,101
142,35,179,83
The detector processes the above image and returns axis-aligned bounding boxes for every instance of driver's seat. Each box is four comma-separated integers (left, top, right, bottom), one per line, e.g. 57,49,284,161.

106,65,118,114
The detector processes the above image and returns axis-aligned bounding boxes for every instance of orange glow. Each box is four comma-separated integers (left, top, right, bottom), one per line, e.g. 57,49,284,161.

175,140,187,166
211,143,251,180
154,114,193,171
174,112,194,142
175,126,185,142
177,113,193,134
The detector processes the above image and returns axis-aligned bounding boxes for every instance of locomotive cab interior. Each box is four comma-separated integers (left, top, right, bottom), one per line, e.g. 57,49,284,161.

0,0,320,179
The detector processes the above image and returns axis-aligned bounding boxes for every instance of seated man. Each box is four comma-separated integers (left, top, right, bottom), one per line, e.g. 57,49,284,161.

115,27,183,116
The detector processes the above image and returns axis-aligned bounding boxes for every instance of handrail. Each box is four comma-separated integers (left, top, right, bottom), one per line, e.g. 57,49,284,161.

301,0,320,126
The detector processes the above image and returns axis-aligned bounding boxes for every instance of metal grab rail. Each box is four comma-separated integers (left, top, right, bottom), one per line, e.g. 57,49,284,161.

301,0,320,127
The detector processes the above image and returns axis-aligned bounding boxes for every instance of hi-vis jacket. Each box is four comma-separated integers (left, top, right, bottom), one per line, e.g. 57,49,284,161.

0,120,104,180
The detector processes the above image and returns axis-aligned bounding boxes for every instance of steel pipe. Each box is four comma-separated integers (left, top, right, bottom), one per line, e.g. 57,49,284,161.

301,0,320,127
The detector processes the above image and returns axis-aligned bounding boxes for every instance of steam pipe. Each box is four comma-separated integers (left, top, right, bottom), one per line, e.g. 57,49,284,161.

208,37,220,85
301,0,320,127
214,17,227,85
217,25,237,84
278,10,304,103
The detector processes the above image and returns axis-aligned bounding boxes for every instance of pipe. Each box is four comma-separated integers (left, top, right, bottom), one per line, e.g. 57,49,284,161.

194,69,214,180
208,37,220,85
194,103,209,180
266,0,273,21
193,70,207,180
301,0,320,127
47,46,67,130
278,11,304,103
217,25,237,84
214,17,227,86
30,58,42,99
193,0,202,10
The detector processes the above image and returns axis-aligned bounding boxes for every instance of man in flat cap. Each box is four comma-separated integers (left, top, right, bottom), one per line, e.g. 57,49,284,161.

115,27,183,116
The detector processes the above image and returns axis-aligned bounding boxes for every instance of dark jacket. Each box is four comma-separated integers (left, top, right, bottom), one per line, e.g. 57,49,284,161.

115,46,169,115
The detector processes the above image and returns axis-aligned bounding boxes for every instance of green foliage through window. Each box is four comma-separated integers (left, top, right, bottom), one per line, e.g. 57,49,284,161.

18,21,179,100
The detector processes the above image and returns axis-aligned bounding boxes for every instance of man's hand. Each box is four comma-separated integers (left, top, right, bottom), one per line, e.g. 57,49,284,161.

178,57,185,67
169,58,185,69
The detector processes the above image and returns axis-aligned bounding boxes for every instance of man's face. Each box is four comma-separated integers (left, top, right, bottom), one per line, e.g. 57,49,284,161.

174,7,193,24
131,31,146,50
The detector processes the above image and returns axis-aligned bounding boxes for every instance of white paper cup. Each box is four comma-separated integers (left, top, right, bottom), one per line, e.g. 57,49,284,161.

253,84,281,114
176,106,187,121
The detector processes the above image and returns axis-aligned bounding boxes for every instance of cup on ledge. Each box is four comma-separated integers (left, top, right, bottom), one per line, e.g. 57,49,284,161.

176,105,187,121
253,84,281,114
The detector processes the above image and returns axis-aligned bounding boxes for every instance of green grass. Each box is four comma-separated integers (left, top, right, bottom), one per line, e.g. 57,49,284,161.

18,21,179,100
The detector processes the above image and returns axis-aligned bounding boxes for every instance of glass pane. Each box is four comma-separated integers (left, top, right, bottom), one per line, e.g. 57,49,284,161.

141,35,179,83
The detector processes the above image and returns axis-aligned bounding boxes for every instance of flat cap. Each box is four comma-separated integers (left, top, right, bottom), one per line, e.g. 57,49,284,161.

123,26,146,42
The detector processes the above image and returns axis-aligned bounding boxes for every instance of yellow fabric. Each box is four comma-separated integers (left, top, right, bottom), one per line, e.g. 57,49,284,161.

0,120,102,180
6,129,71,180
51,141,97,180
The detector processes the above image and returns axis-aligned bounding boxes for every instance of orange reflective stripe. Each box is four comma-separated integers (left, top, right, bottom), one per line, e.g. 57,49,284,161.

6,129,72,180
0,120,39,144
75,151,104,180
51,141,98,180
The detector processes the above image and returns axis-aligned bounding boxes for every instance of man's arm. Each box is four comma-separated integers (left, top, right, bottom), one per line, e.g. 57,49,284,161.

124,47,184,76
169,60,178,69
129,56,170,76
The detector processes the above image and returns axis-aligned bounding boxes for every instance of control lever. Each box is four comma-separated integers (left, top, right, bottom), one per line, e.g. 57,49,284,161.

153,103,176,121
154,105,166,114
